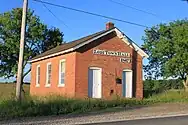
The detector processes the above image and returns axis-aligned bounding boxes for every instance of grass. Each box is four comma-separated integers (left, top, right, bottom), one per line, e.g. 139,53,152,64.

0,97,148,120
147,90,188,103
1,83,188,120
0,83,30,100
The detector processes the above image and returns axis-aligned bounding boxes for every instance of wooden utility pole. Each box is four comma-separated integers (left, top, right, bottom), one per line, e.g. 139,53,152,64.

16,0,28,101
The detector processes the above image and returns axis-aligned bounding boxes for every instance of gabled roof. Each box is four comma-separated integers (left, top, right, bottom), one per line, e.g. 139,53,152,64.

29,27,148,63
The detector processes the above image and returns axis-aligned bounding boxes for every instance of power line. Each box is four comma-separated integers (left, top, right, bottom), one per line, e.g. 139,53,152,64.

33,0,151,28
107,0,159,18
40,2,70,29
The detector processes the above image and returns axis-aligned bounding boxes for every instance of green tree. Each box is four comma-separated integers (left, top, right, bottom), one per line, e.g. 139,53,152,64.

0,8,64,82
142,19,188,90
182,0,188,3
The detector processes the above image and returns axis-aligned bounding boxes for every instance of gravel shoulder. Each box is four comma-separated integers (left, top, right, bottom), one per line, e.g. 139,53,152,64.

1,103,188,125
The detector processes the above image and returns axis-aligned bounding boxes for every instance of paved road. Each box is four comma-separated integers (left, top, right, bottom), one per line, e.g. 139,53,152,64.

1,115,188,125
2,103,188,125
87,115,188,125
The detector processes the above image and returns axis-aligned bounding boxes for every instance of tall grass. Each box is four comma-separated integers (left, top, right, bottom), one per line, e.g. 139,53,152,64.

1,87,188,120
1,90,188,120
0,97,145,120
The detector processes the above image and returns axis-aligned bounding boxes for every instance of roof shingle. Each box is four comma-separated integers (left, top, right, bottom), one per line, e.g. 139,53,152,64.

31,28,115,61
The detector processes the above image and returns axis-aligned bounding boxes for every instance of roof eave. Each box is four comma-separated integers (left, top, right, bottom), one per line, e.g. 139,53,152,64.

29,27,149,63
29,28,116,63
114,28,149,58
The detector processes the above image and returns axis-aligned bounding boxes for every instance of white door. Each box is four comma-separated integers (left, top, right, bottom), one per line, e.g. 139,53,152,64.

122,70,133,98
88,67,102,98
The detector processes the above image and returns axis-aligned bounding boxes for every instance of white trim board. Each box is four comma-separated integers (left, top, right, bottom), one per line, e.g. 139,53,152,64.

29,28,149,63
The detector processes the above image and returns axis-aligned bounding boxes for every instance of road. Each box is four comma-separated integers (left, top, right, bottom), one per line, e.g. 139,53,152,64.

1,103,188,125
87,115,188,125
1,115,188,125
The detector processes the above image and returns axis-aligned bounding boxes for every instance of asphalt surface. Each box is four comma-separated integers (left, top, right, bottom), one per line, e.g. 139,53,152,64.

87,115,188,125
2,103,188,125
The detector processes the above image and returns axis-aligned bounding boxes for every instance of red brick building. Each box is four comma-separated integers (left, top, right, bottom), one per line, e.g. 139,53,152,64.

29,22,148,99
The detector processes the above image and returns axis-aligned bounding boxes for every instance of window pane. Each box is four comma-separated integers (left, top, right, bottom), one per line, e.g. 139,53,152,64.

61,73,64,78
48,65,52,73
38,75,40,84
61,79,64,84
61,62,65,72
38,67,40,75
60,61,65,85
48,74,51,84
37,66,40,85
47,64,52,84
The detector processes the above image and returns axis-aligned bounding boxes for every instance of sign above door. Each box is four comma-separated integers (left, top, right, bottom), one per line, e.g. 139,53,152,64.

93,49,130,57
93,49,131,63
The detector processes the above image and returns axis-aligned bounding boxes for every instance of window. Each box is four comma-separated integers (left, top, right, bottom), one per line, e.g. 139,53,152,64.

46,62,52,87
59,59,65,87
36,65,40,87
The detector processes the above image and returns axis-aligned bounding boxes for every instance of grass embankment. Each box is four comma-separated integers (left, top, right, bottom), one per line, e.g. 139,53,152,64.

0,89,188,120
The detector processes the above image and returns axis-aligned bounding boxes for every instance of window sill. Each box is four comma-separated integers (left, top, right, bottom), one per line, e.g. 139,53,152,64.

35,84,40,87
58,84,65,87
45,84,51,88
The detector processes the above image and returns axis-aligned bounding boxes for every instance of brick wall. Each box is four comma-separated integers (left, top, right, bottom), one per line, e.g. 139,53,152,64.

30,52,76,97
30,32,143,99
75,32,143,99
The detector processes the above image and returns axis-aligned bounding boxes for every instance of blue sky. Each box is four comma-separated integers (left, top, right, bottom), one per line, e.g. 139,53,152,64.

0,0,188,82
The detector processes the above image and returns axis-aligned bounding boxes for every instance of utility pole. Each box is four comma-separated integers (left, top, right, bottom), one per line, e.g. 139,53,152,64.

16,0,28,101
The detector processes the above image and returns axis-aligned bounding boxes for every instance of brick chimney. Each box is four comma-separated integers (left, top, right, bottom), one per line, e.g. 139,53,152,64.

106,22,114,30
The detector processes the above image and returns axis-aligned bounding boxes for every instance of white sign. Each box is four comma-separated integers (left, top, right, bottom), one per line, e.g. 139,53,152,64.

93,49,131,63
120,58,131,63
93,49,130,57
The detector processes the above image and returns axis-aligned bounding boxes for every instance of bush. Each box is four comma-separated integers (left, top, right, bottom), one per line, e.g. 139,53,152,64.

144,79,183,98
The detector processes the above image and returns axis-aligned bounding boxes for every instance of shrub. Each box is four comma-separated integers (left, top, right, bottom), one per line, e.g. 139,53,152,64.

144,79,183,98
0,97,150,120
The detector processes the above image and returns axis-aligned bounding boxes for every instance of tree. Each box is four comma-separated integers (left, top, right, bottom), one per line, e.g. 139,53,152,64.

0,8,64,82
182,0,188,3
142,19,188,90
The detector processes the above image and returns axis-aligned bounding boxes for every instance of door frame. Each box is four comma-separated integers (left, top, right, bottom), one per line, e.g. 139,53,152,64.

88,67,102,98
122,69,133,98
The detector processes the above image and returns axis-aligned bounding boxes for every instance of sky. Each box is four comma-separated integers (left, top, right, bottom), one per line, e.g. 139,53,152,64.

0,0,188,82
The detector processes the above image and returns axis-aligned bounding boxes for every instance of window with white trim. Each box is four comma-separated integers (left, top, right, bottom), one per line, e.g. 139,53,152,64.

59,59,65,86
46,63,52,86
36,65,40,86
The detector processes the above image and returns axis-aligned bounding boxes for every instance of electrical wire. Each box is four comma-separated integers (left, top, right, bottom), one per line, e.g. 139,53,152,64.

33,0,151,28
41,2,70,29
107,0,159,18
